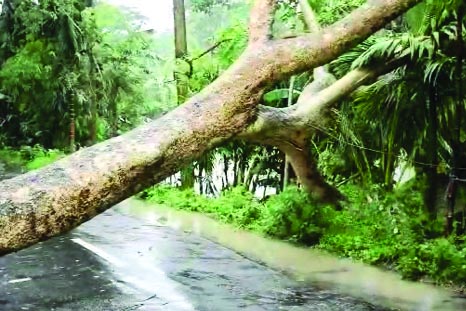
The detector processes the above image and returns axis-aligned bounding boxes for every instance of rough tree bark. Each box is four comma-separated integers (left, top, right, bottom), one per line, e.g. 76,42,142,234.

0,0,421,255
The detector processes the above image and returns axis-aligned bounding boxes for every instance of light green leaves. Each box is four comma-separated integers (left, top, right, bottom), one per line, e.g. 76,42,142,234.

263,88,301,104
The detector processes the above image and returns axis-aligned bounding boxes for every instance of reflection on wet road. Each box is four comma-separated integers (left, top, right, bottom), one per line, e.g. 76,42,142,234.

0,201,389,311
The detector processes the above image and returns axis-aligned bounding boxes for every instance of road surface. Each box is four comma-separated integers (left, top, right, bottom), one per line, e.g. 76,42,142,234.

1,202,388,311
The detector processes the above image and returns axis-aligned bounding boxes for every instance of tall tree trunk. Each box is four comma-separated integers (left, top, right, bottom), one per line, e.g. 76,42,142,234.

278,139,344,202
237,154,246,187
109,97,118,137
87,35,98,145
180,164,195,189
173,0,193,188
198,166,204,195
0,0,423,255
232,151,239,187
173,0,189,105
244,156,258,189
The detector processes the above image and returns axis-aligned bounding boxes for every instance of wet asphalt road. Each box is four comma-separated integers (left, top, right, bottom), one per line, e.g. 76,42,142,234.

0,204,389,311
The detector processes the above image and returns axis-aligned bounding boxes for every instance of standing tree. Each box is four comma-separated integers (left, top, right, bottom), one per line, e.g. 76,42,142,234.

173,0,196,188
0,0,422,255
173,0,189,105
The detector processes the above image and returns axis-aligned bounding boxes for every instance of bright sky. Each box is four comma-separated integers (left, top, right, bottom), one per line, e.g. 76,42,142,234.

0,0,173,32
104,0,174,32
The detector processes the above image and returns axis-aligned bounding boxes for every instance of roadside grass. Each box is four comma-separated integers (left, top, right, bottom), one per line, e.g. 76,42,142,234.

142,182,466,286
0,145,65,172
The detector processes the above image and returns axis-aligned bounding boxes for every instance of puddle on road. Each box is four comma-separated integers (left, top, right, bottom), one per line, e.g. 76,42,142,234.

117,198,465,311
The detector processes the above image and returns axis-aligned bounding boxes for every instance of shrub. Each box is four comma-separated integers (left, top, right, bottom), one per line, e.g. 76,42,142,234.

320,182,429,264
258,186,333,244
144,185,333,245
210,186,261,227
398,238,466,284
143,185,209,211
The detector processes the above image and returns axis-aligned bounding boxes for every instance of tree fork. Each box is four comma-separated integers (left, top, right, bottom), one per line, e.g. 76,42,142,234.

0,0,422,255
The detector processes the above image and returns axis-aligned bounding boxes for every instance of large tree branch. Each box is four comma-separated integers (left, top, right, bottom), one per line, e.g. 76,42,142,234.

277,140,345,202
239,61,402,203
1,0,422,255
248,0,276,45
266,0,420,79
292,59,404,125
240,60,403,142
298,0,334,85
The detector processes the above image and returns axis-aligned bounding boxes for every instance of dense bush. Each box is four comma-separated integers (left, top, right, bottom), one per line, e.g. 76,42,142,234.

144,185,262,228
144,185,331,243
255,187,334,244
397,238,466,283
320,182,433,264
315,182,465,284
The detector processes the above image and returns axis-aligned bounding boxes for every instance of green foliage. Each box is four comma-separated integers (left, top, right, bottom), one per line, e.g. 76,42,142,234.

0,0,100,148
0,1,171,148
144,185,262,228
213,22,248,69
263,88,301,104
144,185,333,244
320,183,428,264
273,1,305,37
319,182,465,284
144,184,209,211
22,145,64,170
256,187,333,244
398,238,466,283
0,147,24,169
308,0,366,26
213,187,261,226
0,145,64,172
324,0,466,188
190,0,230,13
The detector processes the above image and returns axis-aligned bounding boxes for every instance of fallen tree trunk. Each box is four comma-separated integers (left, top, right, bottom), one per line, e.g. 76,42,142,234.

0,0,421,255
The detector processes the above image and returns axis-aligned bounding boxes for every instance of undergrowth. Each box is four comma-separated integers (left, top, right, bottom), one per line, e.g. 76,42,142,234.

0,145,65,172
22,145,65,170
143,182,466,285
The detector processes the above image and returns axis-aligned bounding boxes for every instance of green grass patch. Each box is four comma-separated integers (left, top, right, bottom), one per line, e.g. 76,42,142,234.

143,185,334,244
24,148,65,170
0,145,65,172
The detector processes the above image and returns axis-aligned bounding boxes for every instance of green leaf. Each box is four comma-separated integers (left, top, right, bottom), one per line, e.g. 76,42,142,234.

263,89,300,103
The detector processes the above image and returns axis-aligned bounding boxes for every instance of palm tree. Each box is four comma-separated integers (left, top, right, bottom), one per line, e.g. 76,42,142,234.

329,0,465,225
